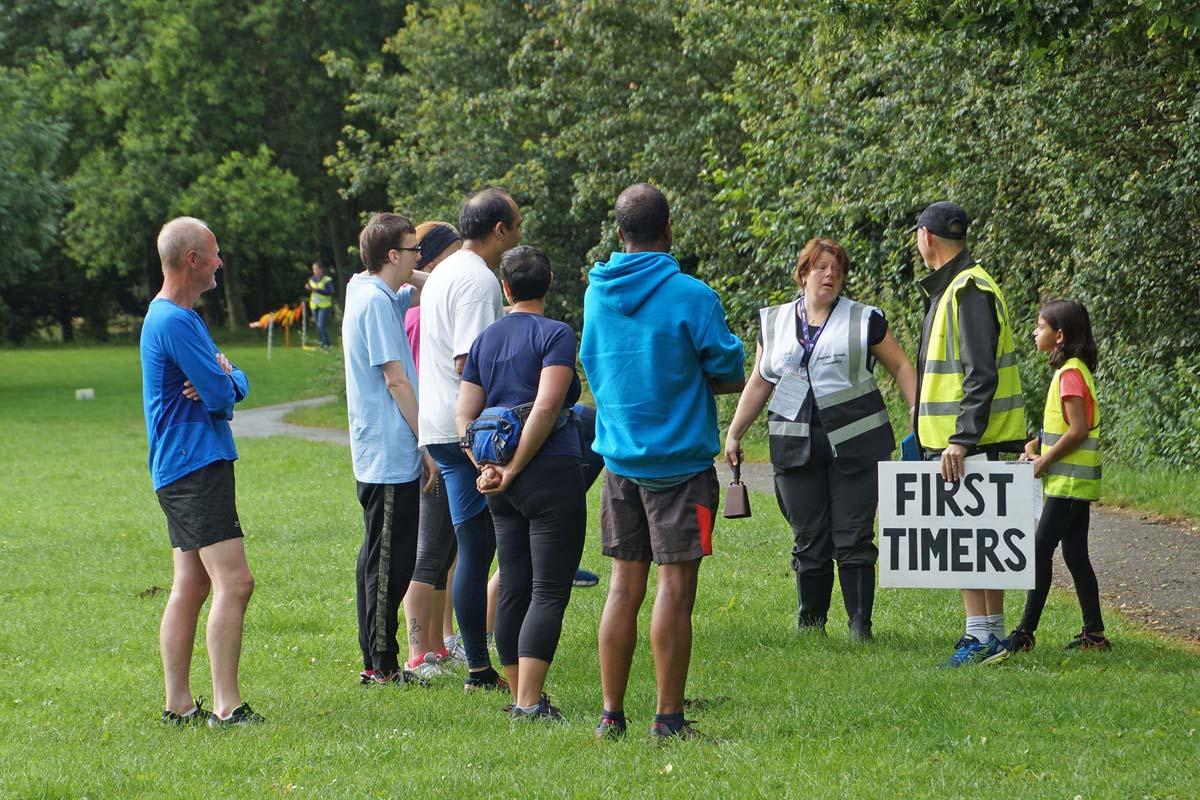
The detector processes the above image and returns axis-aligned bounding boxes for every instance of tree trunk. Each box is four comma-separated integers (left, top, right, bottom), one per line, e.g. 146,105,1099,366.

58,294,74,342
144,235,161,302
327,212,347,305
222,253,248,330
54,260,75,342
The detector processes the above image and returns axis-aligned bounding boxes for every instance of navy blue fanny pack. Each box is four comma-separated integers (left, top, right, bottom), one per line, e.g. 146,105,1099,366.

466,403,572,466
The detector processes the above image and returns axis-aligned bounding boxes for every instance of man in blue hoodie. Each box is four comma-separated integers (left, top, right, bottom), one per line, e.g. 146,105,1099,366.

581,183,745,740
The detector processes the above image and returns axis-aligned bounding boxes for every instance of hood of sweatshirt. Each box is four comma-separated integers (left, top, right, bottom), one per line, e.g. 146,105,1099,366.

587,251,680,317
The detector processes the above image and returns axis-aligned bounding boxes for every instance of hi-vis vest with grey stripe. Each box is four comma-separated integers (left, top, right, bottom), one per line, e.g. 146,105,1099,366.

758,297,894,468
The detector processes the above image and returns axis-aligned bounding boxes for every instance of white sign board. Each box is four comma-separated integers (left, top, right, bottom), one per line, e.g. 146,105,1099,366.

878,461,1037,589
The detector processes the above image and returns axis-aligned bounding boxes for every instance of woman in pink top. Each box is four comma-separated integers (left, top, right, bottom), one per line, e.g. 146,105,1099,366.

401,221,465,675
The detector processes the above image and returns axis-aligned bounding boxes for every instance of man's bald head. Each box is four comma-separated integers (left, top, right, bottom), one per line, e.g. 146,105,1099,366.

459,188,517,241
158,217,214,271
615,183,670,249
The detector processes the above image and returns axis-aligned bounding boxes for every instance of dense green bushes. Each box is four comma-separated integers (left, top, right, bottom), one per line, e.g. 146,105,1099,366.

329,1,1200,467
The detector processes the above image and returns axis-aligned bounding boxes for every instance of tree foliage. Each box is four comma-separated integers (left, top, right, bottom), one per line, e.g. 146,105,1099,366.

330,0,1200,465
4,0,1197,464
2,0,404,338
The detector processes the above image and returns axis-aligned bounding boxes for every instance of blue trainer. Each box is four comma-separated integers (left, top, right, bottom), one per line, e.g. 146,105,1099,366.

980,635,1012,665
940,635,988,668
573,568,600,588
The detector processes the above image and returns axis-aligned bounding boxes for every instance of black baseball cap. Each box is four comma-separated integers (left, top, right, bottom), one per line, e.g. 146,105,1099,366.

910,201,969,240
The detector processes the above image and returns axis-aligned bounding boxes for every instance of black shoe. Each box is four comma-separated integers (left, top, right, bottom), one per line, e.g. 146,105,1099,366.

509,694,563,721
650,718,706,741
369,668,430,687
206,702,265,727
839,565,876,643
463,668,509,693
848,619,874,642
1008,628,1036,653
796,571,834,634
161,698,207,726
1064,630,1111,651
797,618,827,636
595,715,628,740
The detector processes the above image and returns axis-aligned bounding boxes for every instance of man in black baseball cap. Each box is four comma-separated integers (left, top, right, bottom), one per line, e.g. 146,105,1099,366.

910,201,969,240
909,199,1028,670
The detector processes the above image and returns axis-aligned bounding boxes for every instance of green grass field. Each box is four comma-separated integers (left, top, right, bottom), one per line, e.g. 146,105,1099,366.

2,345,1198,799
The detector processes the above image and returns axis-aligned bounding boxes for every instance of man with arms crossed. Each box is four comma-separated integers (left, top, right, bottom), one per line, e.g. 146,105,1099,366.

912,201,1026,668
418,188,522,692
581,184,745,739
141,216,261,727
344,212,432,685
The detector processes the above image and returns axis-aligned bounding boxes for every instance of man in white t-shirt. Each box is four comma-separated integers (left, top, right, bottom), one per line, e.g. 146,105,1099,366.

418,188,521,691
343,212,431,686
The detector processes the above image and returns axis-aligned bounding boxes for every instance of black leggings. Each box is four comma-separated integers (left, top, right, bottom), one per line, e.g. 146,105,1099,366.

489,456,586,666
410,472,457,589
1018,496,1104,634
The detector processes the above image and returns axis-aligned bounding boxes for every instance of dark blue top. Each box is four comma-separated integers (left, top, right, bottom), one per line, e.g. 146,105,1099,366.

463,312,582,460
140,298,249,490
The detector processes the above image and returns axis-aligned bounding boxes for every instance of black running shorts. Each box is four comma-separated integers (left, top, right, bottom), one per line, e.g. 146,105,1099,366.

155,459,243,552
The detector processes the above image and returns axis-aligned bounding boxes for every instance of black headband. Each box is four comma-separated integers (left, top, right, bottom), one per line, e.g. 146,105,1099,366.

417,224,462,269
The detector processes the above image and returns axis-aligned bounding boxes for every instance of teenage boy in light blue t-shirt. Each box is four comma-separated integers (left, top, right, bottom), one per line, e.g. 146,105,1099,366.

343,212,431,686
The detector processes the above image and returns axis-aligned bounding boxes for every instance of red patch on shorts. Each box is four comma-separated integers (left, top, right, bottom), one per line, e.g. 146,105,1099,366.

695,503,714,556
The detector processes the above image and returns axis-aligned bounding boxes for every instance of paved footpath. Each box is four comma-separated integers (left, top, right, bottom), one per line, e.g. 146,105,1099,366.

235,397,1199,642
232,395,348,445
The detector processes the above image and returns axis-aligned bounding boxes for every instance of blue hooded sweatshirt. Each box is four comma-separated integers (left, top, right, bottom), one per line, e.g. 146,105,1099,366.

580,251,745,479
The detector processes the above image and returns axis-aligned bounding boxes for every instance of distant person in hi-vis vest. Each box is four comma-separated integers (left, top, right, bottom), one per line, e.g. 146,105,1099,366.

306,261,335,349
911,202,1027,669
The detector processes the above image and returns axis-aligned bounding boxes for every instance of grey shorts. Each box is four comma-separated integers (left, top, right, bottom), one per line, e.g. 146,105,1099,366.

155,460,243,552
599,468,718,564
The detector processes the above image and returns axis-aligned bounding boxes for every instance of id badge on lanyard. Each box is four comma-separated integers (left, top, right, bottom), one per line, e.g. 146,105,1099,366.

768,369,809,421
768,299,823,421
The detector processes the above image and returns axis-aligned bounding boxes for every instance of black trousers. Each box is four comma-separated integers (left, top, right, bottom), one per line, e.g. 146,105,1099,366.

773,459,879,576
355,480,420,672
1018,496,1105,635
489,456,586,666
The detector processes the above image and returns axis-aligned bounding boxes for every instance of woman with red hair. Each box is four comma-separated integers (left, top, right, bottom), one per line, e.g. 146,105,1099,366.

725,238,916,640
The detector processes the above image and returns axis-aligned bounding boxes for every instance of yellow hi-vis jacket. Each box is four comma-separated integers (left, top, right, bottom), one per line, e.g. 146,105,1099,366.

917,264,1025,450
1041,357,1101,500
309,275,333,310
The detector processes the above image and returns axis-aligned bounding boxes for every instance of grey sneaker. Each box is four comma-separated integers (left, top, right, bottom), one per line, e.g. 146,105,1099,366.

443,635,467,666
509,694,563,721
409,652,453,680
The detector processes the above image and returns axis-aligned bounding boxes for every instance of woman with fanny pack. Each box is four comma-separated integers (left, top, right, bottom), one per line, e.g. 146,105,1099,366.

724,238,916,641
455,245,585,720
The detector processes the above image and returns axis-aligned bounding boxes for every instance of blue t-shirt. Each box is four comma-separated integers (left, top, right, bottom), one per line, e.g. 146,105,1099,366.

342,272,422,484
140,298,249,491
462,312,582,460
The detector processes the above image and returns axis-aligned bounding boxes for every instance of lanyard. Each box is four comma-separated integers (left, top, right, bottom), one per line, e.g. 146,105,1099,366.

797,297,837,368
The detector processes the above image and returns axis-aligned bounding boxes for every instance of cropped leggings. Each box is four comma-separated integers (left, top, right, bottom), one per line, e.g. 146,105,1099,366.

489,456,586,666
410,471,457,590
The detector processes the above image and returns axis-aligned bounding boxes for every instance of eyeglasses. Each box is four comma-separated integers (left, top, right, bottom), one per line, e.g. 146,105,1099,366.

393,246,421,254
